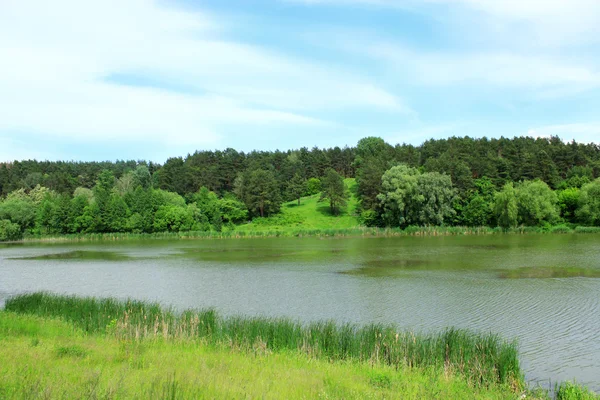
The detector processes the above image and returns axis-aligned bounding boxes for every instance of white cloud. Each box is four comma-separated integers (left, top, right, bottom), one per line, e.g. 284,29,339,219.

0,0,407,152
528,123,600,144
369,44,600,91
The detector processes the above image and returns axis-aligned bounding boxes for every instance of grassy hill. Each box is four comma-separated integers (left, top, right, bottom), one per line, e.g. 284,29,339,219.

236,178,361,233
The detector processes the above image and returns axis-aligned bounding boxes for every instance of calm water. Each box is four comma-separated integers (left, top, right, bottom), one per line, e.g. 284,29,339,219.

1,234,599,390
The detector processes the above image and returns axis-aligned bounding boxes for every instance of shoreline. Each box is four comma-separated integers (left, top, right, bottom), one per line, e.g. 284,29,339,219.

7,224,600,244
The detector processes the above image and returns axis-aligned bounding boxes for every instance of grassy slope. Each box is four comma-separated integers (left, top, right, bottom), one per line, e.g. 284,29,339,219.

236,178,361,232
0,312,519,400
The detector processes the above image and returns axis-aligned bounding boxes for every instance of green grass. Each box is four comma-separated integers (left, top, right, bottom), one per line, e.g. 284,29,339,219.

0,312,525,400
6,292,522,388
236,178,361,232
556,381,600,400
2,295,597,399
574,226,600,234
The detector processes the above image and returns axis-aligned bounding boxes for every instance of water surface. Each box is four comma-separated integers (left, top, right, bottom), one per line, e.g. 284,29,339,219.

1,234,599,390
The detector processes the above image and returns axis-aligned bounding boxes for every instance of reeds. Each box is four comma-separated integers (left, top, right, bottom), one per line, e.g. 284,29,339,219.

574,226,600,234
21,224,599,244
5,292,522,388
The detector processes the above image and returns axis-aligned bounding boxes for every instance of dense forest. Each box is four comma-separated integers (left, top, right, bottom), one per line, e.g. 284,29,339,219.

1,136,599,240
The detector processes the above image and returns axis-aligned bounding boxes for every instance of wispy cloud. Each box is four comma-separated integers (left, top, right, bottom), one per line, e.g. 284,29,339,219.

369,44,600,92
0,0,407,155
291,0,600,47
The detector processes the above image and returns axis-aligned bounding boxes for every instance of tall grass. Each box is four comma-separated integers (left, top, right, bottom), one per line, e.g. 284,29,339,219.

22,224,599,244
556,381,600,400
574,226,600,234
5,292,522,388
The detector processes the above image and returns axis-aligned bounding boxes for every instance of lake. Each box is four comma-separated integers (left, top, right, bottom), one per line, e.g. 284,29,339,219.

1,234,599,390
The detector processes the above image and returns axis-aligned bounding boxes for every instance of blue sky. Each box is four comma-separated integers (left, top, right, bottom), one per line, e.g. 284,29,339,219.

1,0,600,162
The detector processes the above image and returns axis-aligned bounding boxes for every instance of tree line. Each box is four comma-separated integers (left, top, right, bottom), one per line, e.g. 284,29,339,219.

0,135,599,240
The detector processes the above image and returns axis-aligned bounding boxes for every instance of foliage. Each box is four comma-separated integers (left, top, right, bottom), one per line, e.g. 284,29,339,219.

0,195,36,232
461,194,493,227
558,188,581,223
2,135,600,238
153,204,200,232
218,193,248,224
514,180,559,226
319,168,349,215
306,177,322,195
286,173,307,205
235,169,281,218
377,165,456,227
577,179,600,226
494,183,519,228
0,219,21,241
412,172,456,225
377,164,419,227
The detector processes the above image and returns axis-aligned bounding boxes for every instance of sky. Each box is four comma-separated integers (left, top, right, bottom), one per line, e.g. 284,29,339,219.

1,0,600,162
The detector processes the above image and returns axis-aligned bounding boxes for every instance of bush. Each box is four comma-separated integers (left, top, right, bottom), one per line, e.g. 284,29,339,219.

306,178,322,196
0,219,22,241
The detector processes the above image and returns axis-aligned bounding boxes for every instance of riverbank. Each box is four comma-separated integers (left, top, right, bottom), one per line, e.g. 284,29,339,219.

2,293,598,399
10,224,600,244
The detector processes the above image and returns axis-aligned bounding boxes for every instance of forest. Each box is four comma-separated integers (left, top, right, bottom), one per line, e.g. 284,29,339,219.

0,135,599,240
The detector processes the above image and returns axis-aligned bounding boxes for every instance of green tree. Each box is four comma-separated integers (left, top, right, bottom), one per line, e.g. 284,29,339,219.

557,188,580,223
219,193,248,224
354,137,394,211
577,178,600,225
377,165,456,227
106,194,130,232
115,171,136,196
515,180,559,226
461,194,493,226
319,168,349,215
93,170,115,232
0,195,36,233
0,219,21,241
287,174,307,206
458,177,496,226
306,178,321,195
494,183,518,228
153,204,199,232
133,165,152,189
69,195,90,233
235,170,282,218
377,164,419,227
412,172,456,226
36,198,57,234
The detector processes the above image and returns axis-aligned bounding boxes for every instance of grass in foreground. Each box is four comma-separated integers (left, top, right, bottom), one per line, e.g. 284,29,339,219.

5,293,522,388
1,294,598,399
0,312,520,400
